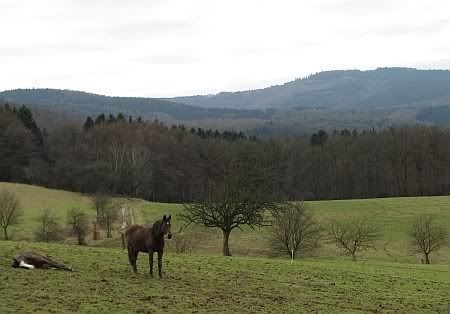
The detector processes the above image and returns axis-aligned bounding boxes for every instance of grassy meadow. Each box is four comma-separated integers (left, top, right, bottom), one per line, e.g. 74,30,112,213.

0,240,449,313
1,182,448,263
1,182,449,312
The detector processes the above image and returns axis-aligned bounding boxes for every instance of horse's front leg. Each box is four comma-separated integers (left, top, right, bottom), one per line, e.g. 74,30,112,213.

148,249,154,277
157,251,164,278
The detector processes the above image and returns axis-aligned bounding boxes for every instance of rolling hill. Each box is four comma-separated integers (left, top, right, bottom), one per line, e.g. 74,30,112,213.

1,182,449,263
0,89,272,122
2,68,450,132
169,68,450,110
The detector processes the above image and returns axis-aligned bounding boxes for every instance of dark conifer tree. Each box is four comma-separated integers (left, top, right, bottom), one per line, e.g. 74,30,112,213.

83,116,94,131
95,113,106,125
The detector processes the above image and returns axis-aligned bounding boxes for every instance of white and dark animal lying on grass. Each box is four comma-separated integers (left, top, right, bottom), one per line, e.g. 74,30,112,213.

12,250,72,271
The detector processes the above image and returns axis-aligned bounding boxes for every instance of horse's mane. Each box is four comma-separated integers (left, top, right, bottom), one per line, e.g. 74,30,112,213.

150,220,163,236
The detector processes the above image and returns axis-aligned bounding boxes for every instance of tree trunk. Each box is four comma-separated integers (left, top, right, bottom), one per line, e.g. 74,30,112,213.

3,227,8,240
77,234,85,245
107,224,112,238
222,229,231,256
425,253,430,264
351,252,356,261
93,222,99,241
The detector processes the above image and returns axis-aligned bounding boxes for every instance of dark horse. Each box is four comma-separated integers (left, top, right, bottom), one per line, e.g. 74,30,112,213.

125,215,172,277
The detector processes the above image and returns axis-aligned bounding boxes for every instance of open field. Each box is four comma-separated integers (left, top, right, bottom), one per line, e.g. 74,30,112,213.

0,240,449,313
0,182,449,263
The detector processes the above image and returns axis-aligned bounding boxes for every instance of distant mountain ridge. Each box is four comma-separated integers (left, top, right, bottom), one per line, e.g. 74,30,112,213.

2,67,450,132
0,88,271,121
168,68,450,109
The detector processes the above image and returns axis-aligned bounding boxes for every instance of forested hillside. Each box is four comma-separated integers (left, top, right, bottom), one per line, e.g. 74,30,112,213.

416,105,450,126
170,68,450,109
1,103,449,203
0,88,272,121
2,68,450,134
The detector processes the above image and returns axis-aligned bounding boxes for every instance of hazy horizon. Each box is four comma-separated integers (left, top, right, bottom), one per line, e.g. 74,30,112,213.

1,0,449,98
2,66,450,99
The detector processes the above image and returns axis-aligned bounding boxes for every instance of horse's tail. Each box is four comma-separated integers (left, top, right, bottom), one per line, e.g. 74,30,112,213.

123,225,135,249
121,233,126,250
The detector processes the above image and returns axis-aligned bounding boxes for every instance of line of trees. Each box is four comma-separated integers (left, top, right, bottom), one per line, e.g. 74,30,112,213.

2,188,447,263
1,104,450,203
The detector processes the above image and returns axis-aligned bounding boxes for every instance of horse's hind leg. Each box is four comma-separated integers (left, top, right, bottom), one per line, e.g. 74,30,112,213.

45,257,72,271
132,251,138,273
127,246,138,273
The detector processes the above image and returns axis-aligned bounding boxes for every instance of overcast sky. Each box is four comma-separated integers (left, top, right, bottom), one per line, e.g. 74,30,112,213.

1,0,449,97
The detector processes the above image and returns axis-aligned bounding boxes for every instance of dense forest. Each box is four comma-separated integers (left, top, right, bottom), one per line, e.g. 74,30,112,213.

416,105,450,126
1,103,449,203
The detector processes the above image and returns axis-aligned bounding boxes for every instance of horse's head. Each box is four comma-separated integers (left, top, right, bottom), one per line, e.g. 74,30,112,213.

161,215,172,239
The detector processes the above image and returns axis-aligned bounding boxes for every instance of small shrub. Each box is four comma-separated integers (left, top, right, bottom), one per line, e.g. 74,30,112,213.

169,233,198,253
409,214,448,264
270,202,322,259
66,208,89,245
0,190,23,240
34,209,64,242
328,218,380,261
98,202,120,238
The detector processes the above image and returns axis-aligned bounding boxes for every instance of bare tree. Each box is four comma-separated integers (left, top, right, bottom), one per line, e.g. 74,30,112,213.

328,218,380,261
66,208,89,245
92,220,100,241
92,193,112,240
270,202,322,259
0,190,23,240
34,209,64,242
409,214,448,264
181,144,277,256
182,199,273,256
98,202,120,238
92,193,112,222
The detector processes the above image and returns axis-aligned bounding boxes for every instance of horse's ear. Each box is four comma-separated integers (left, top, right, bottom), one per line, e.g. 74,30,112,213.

163,215,167,221
168,215,171,221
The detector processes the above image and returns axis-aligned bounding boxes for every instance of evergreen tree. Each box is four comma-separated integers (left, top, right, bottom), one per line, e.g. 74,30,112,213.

16,105,43,146
117,113,125,123
83,116,94,131
107,114,116,124
95,113,106,125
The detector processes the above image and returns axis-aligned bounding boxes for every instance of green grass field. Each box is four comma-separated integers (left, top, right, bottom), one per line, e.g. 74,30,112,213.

0,241,449,313
1,182,448,263
1,182,449,312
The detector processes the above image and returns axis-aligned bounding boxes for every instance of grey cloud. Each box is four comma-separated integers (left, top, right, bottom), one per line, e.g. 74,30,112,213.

319,0,403,16
107,18,199,36
374,19,449,37
334,18,449,39
0,40,116,58
133,53,201,65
